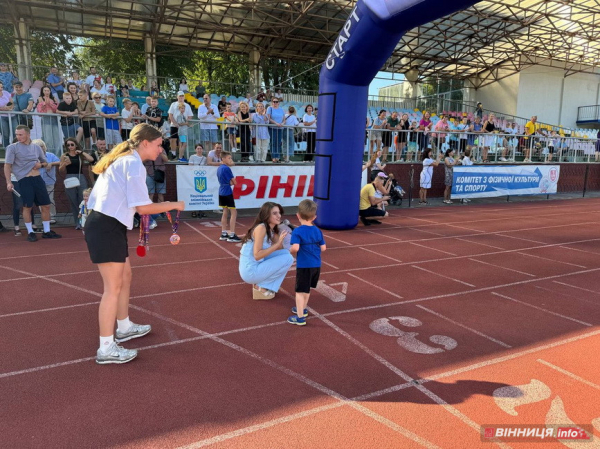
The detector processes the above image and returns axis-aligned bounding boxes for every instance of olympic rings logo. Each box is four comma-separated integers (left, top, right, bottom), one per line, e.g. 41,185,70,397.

194,170,207,176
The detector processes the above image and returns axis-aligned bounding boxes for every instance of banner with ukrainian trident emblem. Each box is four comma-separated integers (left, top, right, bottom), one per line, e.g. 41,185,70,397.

177,166,220,210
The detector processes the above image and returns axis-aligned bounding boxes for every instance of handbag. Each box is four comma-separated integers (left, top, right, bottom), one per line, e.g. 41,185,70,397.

64,155,82,189
152,161,165,183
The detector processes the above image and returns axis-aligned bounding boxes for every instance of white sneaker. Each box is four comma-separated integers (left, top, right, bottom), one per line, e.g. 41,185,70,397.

149,220,158,229
249,155,255,162
96,342,137,365
500,157,507,162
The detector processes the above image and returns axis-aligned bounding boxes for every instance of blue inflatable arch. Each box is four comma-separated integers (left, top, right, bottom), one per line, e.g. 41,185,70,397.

314,0,480,230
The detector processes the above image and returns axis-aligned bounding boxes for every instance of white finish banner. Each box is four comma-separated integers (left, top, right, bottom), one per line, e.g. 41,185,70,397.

177,165,317,210
452,165,560,199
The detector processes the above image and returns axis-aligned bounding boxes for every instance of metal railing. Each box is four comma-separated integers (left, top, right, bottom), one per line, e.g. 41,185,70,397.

1,111,598,164
577,105,600,124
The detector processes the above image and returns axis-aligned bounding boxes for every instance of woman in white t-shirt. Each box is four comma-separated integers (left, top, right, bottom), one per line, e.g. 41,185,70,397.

419,148,442,205
86,123,185,365
103,76,117,97
302,104,317,161
179,78,189,93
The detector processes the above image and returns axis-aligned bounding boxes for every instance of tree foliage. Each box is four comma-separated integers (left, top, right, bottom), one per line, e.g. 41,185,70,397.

0,25,79,79
261,58,320,94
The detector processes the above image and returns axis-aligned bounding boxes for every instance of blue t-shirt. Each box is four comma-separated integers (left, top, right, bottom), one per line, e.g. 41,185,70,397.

217,164,234,196
40,152,60,185
291,225,325,268
47,74,64,94
268,106,285,124
102,105,119,130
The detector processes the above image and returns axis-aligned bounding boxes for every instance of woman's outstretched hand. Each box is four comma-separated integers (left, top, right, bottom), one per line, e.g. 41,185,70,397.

277,230,289,247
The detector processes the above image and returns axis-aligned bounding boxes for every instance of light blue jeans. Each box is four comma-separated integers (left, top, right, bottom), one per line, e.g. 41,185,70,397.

239,248,294,292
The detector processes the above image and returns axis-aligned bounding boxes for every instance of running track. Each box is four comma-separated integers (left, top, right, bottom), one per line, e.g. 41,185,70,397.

1,198,600,448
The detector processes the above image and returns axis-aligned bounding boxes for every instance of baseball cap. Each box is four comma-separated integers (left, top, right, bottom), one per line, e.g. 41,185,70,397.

177,91,185,96
377,172,388,179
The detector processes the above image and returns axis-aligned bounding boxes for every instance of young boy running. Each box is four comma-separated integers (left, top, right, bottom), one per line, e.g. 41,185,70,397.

217,151,241,242
288,199,326,326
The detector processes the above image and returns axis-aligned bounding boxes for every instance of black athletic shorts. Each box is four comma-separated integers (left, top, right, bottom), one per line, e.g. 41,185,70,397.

295,267,321,293
19,175,51,208
170,126,179,139
219,194,236,209
82,120,97,138
84,211,129,264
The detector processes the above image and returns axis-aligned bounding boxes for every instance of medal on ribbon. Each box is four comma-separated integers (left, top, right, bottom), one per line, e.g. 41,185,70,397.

166,210,181,245
136,214,150,257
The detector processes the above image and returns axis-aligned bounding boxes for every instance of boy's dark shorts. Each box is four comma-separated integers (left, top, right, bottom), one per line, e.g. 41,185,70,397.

219,194,236,209
295,267,320,293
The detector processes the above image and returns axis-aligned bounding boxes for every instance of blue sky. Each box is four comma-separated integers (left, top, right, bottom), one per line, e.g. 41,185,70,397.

368,71,404,96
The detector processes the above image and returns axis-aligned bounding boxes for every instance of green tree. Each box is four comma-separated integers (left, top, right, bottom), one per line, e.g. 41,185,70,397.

261,58,320,94
0,25,79,79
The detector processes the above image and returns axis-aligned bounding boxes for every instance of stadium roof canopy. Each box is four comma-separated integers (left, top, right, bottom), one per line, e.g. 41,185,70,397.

2,0,600,87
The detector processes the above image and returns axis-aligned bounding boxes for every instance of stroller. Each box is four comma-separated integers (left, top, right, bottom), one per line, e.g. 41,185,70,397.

388,177,405,206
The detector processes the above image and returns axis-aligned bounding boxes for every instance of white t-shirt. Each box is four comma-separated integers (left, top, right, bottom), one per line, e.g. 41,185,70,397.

168,102,193,127
179,83,189,92
197,104,221,129
87,151,152,229
303,114,316,132
462,156,473,166
85,75,100,86
189,154,207,165
91,86,107,99
121,108,134,130
284,114,299,127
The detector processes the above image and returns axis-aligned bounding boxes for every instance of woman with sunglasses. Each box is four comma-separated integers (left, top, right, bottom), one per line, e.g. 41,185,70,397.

266,98,284,163
59,138,94,229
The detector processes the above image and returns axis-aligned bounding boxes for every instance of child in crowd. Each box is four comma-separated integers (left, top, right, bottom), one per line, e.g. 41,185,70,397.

100,96,122,150
288,199,326,326
175,103,189,161
223,103,237,152
217,151,241,242
78,188,92,233
419,148,442,205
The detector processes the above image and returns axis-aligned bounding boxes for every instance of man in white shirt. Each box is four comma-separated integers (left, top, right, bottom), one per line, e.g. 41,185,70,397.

197,94,221,151
167,91,193,159
85,67,102,88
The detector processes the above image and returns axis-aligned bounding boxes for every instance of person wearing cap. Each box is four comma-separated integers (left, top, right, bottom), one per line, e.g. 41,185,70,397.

358,172,389,226
47,66,65,101
168,91,193,161
197,94,221,154
0,63,18,93
12,81,34,128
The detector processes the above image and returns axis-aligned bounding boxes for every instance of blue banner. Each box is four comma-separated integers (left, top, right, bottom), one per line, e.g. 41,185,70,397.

452,165,560,199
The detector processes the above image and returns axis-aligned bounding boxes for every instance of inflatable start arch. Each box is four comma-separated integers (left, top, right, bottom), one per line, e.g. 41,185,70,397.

314,0,480,230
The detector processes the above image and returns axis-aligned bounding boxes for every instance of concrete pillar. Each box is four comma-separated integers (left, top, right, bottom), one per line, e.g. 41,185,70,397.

249,49,261,95
144,35,157,91
14,19,32,81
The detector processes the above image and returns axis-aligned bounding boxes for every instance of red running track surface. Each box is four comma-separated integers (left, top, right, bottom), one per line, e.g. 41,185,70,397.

1,198,600,448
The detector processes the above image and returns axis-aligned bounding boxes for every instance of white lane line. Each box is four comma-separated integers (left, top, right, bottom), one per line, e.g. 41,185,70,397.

405,227,446,237
129,304,439,449
411,265,475,287
495,234,548,245
553,280,600,295
0,301,98,319
491,292,592,326
534,285,600,307
347,273,403,299
410,241,457,256
321,260,339,270
184,221,240,260
322,233,352,246
457,238,504,250
426,328,600,382
0,265,102,297
468,258,536,277
416,305,512,348
537,359,600,390
307,308,509,448
360,246,403,263
517,251,587,269
559,245,600,256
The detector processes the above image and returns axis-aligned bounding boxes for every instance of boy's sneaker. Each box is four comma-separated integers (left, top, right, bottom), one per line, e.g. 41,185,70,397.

227,233,242,243
27,232,38,242
115,322,152,343
96,342,138,365
291,307,308,318
178,157,188,162
287,315,307,326
219,231,228,241
149,220,158,229
360,216,371,226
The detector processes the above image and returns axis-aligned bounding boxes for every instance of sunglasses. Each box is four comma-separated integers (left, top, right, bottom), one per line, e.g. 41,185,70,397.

93,96,101,99
273,101,279,103
67,143,76,147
